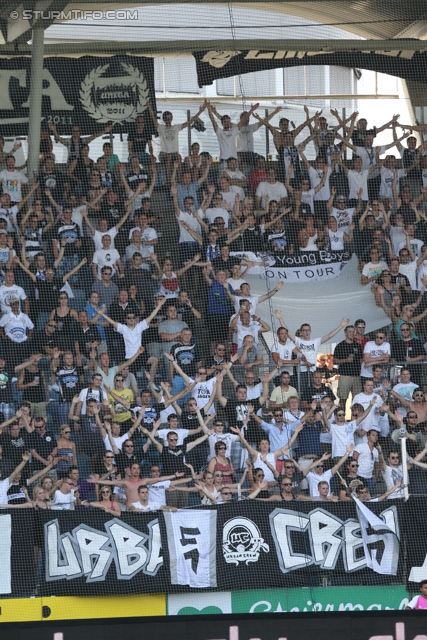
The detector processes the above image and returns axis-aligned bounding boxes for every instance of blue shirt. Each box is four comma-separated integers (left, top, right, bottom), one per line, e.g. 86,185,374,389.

260,420,296,460
175,182,200,211
207,281,235,315
297,421,322,457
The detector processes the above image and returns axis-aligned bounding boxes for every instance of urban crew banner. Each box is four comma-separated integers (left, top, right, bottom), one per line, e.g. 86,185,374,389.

4,498,426,598
0,55,156,136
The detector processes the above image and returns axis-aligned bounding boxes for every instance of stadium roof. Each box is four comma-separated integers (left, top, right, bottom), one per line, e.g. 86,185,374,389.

0,0,426,51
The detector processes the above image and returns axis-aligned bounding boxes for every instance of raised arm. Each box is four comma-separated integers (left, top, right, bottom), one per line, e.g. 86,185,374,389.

320,318,349,344
331,444,354,475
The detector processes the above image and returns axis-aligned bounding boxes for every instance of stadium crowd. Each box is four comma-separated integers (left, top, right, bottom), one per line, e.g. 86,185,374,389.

1,98,427,530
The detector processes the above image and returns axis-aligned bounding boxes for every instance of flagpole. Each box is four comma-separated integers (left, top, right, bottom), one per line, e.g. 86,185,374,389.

400,436,409,502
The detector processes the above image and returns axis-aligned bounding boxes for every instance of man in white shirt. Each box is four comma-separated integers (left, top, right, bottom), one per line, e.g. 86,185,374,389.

148,99,206,185
0,453,29,505
271,326,301,379
255,168,287,209
51,477,76,510
0,156,29,203
353,429,380,495
351,379,385,436
92,235,123,280
207,102,247,169
95,297,166,378
0,269,29,315
274,309,348,394
81,207,131,252
223,157,247,200
360,331,391,379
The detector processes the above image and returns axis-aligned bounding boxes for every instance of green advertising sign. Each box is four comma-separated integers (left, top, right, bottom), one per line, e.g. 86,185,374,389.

167,586,410,616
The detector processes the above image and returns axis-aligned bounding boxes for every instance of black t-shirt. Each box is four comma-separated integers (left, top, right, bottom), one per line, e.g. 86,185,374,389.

302,384,336,407
333,340,363,376
224,397,263,443
29,430,56,469
127,171,148,190
0,432,30,464
241,226,264,253
170,341,200,378
115,452,142,476
39,171,66,205
109,300,141,325
33,329,62,357
127,129,151,153
160,443,188,475
54,219,81,256
56,364,84,402
351,128,377,147
211,256,241,274
32,279,61,313
101,201,125,228
74,325,101,357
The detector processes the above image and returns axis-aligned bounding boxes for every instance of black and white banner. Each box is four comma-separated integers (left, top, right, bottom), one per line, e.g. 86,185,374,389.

3,499,423,597
235,250,351,283
194,49,427,87
0,55,156,136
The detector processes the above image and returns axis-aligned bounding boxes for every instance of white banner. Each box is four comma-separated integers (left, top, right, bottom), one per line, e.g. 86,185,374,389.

353,496,400,575
231,251,349,284
163,509,217,588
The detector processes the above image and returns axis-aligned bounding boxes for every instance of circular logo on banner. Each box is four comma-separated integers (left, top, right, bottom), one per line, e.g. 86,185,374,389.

80,62,149,124
222,517,269,566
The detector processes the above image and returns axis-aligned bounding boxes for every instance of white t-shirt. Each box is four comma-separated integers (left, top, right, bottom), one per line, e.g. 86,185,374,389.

309,166,332,200
234,320,261,349
381,465,404,499
203,206,230,228
233,295,259,314
131,500,162,512
178,210,202,243
253,452,276,482
354,443,378,479
390,225,405,257
271,338,297,375
236,122,261,153
255,181,288,209
361,261,388,282
392,382,419,417
351,392,383,437
0,169,28,202
0,477,11,504
328,229,345,251
397,238,424,260
300,189,315,213
103,432,129,453
360,340,391,378
355,145,385,174
158,123,182,154
0,311,33,342
147,479,171,506
216,124,239,160
190,377,216,413
92,227,118,252
0,283,27,313
347,169,370,200
379,166,405,200
306,468,333,496
224,168,246,200
51,489,75,510
398,260,418,290
157,428,189,447
116,319,149,359
92,247,120,279
140,227,158,254
294,336,322,372
330,420,358,458
208,432,239,461
331,207,354,235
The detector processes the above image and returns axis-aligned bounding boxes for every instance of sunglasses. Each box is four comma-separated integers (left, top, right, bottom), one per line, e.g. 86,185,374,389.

169,438,178,442
282,483,292,486
124,444,134,447
115,378,124,382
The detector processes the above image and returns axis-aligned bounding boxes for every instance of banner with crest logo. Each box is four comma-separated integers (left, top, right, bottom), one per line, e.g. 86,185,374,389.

0,55,156,136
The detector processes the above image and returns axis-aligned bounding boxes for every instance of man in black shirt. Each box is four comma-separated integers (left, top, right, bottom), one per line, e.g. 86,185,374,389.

38,156,68,207
333,325,363,409
145,427,208,477
74,310,101,361
29,416,56,472
391,323,425,386
216,370,268,446
212,244,242,275
301,370,336,411
33,320,62,362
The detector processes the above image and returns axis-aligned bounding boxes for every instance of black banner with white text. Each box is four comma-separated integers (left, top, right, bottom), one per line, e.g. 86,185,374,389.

5,499,427,597
0,55,156,136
